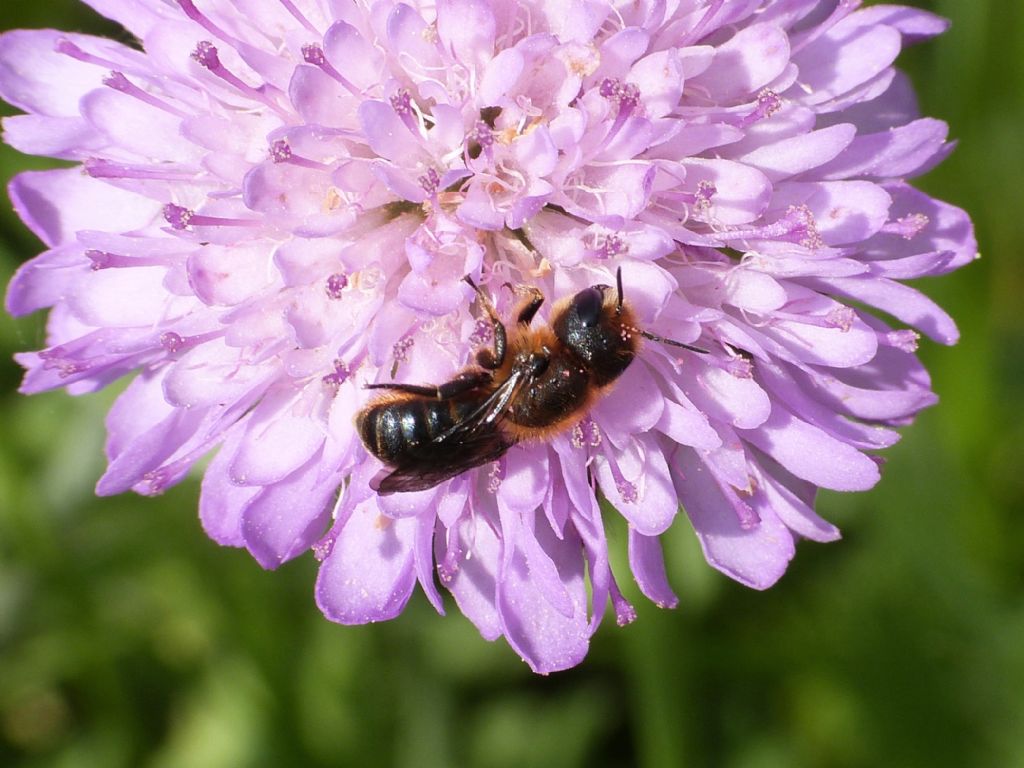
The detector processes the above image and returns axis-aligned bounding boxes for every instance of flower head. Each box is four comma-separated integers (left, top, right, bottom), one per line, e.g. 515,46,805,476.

2,0,976,672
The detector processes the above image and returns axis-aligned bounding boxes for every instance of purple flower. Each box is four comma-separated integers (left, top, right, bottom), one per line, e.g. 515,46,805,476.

2,0,975,673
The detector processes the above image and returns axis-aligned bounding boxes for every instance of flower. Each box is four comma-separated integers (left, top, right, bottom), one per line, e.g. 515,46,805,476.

1,0,976,673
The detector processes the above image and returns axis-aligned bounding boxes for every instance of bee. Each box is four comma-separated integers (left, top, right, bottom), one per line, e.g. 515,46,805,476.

356,268,706,494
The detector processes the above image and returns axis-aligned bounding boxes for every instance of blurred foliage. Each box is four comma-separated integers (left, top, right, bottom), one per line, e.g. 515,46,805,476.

1,1,1022,767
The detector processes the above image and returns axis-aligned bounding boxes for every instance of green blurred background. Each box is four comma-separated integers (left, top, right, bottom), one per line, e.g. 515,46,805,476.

1,2,1021,766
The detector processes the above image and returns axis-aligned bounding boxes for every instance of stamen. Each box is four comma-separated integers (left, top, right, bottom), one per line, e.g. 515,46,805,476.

85,249,176,270
85,158,198,181
418,167,441,197
269,139,331,170
322,358,351,386
572,417,602,447
735,497,760,530
437,528,463,583
585,229,628,259
103,71,191,118
571,422,585,448
390,89,423,134
162,203,259,230
609,574,638,625
724,354,754,379
826,306,856,332
882,213,930,240
163,203,193,230
616,478,638,503
191,41,289,117
54,37,122,70
392,336,415,363
487,462,502,494
160,332,185,352
466,119,493,159
325,272,349,299
312,528,337,561
141,468,170,495
278,0,320,35
301,43,361,95
39,347,88,379
693,180,716,217
736,88,782,128
770,308,855,332
723,205,824,250
882,329,920,353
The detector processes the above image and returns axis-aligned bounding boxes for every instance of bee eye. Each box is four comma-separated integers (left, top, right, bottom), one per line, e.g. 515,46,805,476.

572,287,606,326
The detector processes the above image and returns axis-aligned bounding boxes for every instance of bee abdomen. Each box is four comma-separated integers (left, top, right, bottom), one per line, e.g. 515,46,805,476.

357,398,470,463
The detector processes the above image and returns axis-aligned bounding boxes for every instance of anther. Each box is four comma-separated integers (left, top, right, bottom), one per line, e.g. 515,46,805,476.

325,272,348,299
883,329,920,353
736,498,760,530
610,577,638,626
615,478,639,504
269,139,330,169
141,468,170,495
738,88,782,127
571,422,585,448
390,89,423,134
160,332,185,352
301,43,326,66
882,213,930,240
825,306,856,332
322,359,351,386
418,168,441,197
600,232,627,259
487,462,502,494
392,336,415,363
270,138,292,163
163,203,194,230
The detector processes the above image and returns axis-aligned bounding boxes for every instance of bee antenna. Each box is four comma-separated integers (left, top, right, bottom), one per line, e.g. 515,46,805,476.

639,329,708,355
615,266,624,314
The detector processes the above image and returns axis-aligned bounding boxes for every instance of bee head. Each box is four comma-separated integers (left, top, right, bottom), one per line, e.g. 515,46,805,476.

553,283,636,386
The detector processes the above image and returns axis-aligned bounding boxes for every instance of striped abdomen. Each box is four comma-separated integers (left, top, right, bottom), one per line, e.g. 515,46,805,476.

356,396,482,464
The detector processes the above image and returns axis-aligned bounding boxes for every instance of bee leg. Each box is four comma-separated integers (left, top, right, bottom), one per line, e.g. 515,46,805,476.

365,370,493,400
464,276,507,369
513,287,544,325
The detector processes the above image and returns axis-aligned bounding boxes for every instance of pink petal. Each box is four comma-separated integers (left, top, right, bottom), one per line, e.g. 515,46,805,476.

199,426,258,547
688,23,791,102
497,513,590,674
674,447,795,590
628,529,679,608
740,403,880,492
241,451,339,568
9,169,161,248
316,497,418,624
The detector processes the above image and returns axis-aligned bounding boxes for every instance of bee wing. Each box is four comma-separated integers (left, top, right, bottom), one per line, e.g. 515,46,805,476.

370,364,535,495
432,366,530,444
371,428,513,495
